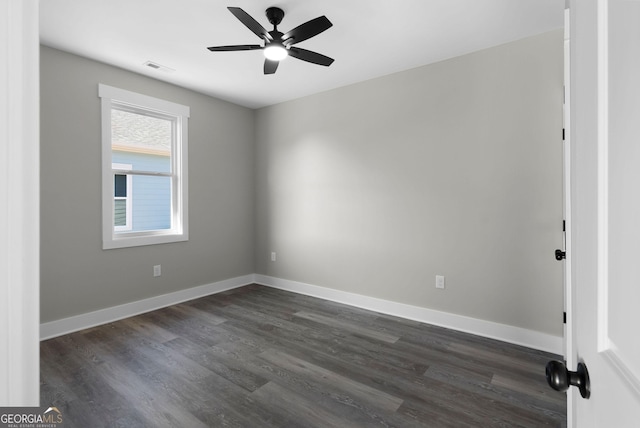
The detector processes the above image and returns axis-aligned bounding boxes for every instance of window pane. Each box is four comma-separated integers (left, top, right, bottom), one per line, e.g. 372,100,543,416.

116,175,172,233
111,108,172,173
114,174,127,197
114,199,127,226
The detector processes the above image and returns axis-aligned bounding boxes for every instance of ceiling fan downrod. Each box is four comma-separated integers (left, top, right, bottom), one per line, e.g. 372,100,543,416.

265,7,285,31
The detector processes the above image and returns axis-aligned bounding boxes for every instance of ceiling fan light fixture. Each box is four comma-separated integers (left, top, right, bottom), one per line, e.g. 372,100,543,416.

264,44,288,61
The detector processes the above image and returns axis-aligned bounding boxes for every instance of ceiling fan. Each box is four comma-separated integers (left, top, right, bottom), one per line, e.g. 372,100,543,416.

207,7,334,75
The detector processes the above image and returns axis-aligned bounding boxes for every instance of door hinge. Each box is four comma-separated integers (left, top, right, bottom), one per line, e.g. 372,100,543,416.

563,220,566,232
563,311,567,324
562,128,565,141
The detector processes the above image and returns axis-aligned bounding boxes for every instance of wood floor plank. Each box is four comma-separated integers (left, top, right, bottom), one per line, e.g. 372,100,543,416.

199,324,428,426
89,358,211,428
171,302,228,325
398,334,540,382
250,381,349,428
448,342,545,375
91,329,258,426
217,306,431,388
40,284,566,427
219,303,310,337
120,316,179,344
293,310,400,343
258,348,404,412
136,308,225,347
492,372,561,403
424,364,565,427
247,328,518,427
397,399,481,428
164,337,270,393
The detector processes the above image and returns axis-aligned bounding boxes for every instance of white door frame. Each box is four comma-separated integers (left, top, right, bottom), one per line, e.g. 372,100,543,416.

0,0,40,406
562,8,575,427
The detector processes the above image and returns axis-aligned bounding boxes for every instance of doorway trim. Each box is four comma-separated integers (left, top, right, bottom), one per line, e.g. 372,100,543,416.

0,0,40,406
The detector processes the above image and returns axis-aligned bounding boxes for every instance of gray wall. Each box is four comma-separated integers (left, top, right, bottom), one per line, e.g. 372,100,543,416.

254,30,564,336
40,46,255,323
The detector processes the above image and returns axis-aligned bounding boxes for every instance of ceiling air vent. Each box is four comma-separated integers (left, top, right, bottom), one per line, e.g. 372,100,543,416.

143,61,174,73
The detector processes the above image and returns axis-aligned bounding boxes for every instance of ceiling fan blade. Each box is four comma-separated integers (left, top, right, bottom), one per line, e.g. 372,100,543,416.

207,44,262,52
227,7,272,41
288,47,334,67
283,16,332,45
264,59,279,75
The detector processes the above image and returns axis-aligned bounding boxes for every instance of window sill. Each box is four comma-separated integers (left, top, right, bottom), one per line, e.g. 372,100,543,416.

103,231,188,250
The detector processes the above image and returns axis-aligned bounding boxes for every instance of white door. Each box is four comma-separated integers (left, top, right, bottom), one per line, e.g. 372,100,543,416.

568,0,640,426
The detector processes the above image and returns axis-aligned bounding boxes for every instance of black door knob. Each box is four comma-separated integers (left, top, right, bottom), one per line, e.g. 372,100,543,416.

555,249,566,261
546,360,591,399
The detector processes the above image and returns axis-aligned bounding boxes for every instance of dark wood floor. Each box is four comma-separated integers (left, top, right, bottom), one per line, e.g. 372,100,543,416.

40,284,566,427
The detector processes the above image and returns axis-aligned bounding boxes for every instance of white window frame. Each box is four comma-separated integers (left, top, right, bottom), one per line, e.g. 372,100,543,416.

112,163,133,232
99,84,189,249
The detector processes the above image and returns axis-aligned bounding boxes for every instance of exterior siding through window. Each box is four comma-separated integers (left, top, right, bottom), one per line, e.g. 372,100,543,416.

112,151,171,231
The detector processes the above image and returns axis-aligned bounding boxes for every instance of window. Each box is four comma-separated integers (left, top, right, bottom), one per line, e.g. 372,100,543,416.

99,84,189,249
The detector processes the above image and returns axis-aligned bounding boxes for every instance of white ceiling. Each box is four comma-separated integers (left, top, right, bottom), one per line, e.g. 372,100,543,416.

40,0,564,109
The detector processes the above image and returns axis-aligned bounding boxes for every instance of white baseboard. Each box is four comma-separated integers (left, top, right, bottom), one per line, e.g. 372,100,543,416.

40,273,564,355
40,274,254,340
254,274,563,355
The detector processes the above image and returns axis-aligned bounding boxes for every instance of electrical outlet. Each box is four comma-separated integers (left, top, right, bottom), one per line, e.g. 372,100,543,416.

153,265,161,277
435,275,445,289
271,252,277,262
